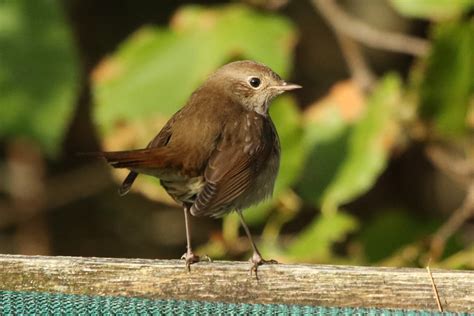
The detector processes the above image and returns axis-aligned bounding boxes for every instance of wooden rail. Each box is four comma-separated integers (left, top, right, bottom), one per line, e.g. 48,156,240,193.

0,255,473,312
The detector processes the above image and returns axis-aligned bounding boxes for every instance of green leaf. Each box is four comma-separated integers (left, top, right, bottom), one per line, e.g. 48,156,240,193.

390,0,474,21
285,211,358,262
419,21,474,137
92,4,296,134
358,209,436,262
0,0,79,156
297,106,350,205
321,75,401,213
438,246,474,269
299,75,401,213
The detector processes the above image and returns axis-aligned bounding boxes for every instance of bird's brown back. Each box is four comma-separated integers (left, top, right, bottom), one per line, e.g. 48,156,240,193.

149,83,245,176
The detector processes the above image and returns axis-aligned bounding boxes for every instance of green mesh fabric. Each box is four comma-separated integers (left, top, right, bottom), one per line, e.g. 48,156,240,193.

0,291,470,315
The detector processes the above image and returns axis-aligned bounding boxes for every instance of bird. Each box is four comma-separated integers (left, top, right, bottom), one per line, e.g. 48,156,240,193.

100,60,301,276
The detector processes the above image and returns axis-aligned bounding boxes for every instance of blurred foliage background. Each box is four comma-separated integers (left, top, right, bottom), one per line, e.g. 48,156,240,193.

0,0,473,269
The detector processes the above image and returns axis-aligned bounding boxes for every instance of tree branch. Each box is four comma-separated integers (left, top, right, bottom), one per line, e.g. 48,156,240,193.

426,145,474,259
334,33,376,91
312,0,431,57
430,184,474,259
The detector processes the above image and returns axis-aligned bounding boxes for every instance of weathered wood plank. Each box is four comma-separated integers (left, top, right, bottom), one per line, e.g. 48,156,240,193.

0,255,472,312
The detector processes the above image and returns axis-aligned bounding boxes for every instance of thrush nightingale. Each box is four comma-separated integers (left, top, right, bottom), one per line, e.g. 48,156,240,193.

101,60,301,277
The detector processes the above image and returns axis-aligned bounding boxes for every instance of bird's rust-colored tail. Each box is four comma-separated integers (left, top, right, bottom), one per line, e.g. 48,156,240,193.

101,149,156,168
101,148,170,196
80,149,158,196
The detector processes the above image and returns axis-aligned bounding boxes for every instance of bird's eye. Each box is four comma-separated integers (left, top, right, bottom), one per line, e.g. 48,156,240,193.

249,77,261,88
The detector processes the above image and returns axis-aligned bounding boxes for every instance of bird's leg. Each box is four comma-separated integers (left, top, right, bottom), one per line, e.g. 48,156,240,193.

181,205,210,271
181,205,199,271
237,211,277,279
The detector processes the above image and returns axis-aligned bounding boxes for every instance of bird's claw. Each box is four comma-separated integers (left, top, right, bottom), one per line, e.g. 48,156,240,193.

249,252,278,280
180,251,211,272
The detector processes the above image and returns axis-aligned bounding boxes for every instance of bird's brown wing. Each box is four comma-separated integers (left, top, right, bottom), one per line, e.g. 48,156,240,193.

190,134,267,217
147,111,179,148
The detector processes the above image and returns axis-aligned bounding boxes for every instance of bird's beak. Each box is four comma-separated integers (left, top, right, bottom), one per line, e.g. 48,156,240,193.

273,82,302,91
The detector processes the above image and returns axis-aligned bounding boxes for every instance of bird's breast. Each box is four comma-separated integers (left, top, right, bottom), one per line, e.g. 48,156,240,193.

232,113,281,211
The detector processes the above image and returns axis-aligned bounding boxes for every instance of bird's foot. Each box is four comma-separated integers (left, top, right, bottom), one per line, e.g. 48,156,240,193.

249,251,278,280
181,251,212,272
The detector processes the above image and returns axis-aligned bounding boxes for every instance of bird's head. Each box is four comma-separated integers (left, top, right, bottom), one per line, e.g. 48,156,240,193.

208,60,301,116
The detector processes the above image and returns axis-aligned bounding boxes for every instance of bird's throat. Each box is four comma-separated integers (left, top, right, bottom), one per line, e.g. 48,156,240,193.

254,100,269,117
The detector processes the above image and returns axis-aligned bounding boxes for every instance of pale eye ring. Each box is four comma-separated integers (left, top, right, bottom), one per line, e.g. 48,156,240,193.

248,77,261,88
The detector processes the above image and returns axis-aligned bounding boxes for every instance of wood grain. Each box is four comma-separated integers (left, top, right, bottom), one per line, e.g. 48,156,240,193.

0,255,473,312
